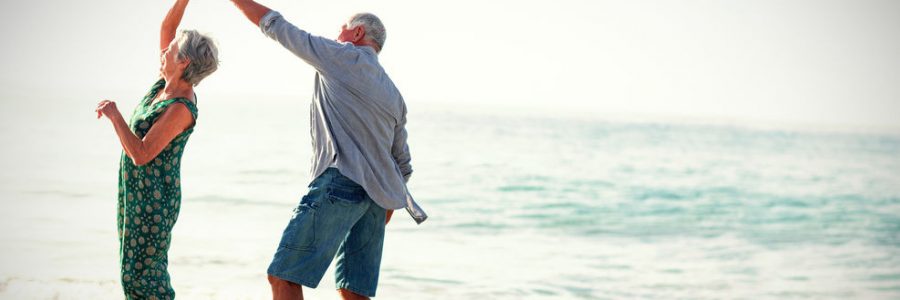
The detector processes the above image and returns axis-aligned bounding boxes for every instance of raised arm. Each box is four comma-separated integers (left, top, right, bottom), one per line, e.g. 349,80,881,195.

231,0,343,72
230,0,272,26
161,0,190,52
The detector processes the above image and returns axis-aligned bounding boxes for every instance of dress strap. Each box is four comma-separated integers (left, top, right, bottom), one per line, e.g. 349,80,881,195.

142,78,167,104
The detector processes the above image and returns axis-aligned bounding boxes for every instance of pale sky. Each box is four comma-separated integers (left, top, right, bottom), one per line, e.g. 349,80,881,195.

1,0,899,129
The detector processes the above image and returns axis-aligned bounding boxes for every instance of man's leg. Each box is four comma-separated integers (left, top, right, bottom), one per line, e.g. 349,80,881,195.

269,275,303,300
338,288,370,300
335,201,387,298
338,289,369,300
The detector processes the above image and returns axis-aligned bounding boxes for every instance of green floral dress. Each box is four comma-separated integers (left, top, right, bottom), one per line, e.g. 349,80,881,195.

116,79,197,300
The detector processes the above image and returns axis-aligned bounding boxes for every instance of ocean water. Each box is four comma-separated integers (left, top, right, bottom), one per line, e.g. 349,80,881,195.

1,96,899,299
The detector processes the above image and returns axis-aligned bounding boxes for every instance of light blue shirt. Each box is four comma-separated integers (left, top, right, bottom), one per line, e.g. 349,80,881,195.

260,11,413,210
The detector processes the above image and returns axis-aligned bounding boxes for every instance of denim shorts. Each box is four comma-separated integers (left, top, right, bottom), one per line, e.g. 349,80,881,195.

267,168,386,297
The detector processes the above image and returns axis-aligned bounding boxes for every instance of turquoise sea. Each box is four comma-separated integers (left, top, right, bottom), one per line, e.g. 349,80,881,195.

0,97,899,299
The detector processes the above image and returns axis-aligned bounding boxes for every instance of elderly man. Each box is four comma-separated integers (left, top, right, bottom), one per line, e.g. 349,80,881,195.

229,1,421,299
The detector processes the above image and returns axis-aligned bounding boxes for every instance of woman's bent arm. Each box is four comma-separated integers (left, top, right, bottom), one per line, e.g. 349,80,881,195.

97,101,194,166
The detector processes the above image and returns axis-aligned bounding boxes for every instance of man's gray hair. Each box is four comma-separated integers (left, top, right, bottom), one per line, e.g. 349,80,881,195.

176,30,219,86
348,13,386,52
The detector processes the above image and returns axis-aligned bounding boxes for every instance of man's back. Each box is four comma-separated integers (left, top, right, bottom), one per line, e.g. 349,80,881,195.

260,11,412,210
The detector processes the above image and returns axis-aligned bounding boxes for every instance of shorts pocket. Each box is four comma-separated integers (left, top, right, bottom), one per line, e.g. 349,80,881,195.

327,186,367,206
280,195,318,251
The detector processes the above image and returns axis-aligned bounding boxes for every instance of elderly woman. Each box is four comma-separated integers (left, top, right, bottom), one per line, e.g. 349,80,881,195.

95,0,217,298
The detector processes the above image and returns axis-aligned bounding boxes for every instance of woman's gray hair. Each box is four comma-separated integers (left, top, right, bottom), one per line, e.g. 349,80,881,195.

348,13,386,52
175,30,219,86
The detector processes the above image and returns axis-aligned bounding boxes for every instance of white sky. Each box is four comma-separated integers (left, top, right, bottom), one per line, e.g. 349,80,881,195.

1,0,899,129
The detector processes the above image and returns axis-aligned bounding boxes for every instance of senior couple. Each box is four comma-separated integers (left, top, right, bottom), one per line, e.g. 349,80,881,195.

95,0,425,299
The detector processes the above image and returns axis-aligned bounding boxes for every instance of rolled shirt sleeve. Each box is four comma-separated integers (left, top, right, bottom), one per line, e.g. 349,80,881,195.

258,11,344,72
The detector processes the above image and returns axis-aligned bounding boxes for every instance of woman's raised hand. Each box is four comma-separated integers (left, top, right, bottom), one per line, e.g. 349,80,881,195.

95,100,120,120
